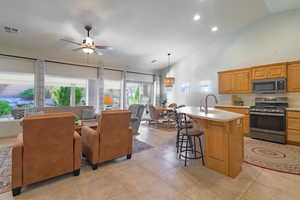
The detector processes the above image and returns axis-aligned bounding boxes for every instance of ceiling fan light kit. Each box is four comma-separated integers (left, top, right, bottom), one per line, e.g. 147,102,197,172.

82,47,94,54
61,25,111,55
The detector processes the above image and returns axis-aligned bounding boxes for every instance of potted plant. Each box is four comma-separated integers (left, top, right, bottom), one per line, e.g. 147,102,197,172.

161,99,167,107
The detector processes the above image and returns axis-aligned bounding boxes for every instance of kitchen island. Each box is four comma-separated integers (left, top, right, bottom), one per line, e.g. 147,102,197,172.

178,106,244,178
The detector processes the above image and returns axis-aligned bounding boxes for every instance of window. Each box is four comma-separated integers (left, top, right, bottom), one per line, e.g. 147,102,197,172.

125,72,154,108
45,75,87,106
103,70,122,110
45,62,97,107
126,82,153,108
0,72,34,120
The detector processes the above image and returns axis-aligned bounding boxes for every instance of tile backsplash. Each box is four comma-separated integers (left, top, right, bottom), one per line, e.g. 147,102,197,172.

218,93,300,108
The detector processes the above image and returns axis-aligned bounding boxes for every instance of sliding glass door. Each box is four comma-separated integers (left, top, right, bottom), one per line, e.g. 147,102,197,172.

125,81,153,108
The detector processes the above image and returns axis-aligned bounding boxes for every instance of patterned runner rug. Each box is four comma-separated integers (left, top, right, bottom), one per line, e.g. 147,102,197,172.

0,146,11,194
0,139,153,194
244,137,300,175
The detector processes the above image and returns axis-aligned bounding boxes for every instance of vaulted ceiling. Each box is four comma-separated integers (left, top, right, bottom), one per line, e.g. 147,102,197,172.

0,0,299,73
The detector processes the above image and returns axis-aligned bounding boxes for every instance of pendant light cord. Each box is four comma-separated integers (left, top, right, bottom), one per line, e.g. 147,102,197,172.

168,53,171,68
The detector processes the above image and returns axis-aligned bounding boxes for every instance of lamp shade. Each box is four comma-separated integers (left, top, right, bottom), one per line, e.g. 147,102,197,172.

164,77,175,88
103,95,114,105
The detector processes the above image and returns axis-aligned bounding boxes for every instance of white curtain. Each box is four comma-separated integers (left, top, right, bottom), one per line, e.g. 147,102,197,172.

45,62,97,79
126,72,154,83
0,55,34,73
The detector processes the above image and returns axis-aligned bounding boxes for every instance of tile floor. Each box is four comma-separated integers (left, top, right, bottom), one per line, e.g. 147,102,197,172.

1,125,300,200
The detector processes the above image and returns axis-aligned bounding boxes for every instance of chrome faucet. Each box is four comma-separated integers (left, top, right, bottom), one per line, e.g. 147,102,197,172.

201,94,218,114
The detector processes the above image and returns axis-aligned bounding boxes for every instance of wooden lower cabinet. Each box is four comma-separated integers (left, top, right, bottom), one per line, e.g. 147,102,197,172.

243,116,250,136
215,106,250,136
287,130,300,144
193,118,243,178
287,111,300,145
205,122,228,174
287,118,300,130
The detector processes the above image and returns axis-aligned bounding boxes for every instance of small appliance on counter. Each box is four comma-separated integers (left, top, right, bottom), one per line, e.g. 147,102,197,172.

252,78,286,94
250,97,288,144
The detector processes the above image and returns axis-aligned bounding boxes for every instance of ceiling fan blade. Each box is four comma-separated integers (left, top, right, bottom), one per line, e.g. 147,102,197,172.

95,50,103,56
95,45,112,50
72,47,84,51
61,39,81,46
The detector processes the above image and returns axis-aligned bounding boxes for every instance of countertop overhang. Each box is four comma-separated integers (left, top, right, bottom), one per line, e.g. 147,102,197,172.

177,106,245,122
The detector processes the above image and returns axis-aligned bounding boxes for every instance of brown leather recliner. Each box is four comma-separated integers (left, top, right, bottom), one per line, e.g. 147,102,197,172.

81,110,132,170
12,113,81,196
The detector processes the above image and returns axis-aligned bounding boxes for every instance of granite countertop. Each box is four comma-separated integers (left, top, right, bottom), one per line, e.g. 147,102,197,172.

215,104,251,109
286,108,300,111
177,106,244,122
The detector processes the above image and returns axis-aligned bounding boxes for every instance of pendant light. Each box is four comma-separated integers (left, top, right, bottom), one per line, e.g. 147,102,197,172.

164,53,175,88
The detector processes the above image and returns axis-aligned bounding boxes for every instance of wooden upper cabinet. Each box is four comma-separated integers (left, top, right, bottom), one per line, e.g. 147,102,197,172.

268,64,286,79
219,69,251,94
252,67,268,80
252,64,286,80
232,69,251,93
288,63,300,92
218,62,291,94
218,72,233,94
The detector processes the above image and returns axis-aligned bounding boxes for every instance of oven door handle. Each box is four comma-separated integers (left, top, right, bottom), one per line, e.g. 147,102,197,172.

250,112,285,117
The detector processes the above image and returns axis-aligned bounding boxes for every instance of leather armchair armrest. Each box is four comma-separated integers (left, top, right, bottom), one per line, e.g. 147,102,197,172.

73,131,81,170
12,133,23,189
81,126,99,165
128,127,133,154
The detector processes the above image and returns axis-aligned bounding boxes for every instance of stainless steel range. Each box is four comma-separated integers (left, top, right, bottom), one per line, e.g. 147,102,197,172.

250,97,288,144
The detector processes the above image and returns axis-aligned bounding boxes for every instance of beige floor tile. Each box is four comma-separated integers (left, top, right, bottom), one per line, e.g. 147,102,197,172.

0,124,299,200
242,181,300,200
0,192,12,200
255,168,300,198
183,183,221,200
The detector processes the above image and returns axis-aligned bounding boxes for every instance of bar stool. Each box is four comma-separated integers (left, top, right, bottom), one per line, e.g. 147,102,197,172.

175,111,192,152
175,112,205,166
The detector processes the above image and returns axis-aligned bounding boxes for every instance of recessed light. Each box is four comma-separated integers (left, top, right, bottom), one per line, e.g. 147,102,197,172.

193,14,201,21
211,26,218,32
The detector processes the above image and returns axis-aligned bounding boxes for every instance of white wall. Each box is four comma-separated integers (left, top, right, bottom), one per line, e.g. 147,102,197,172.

161,9,300,107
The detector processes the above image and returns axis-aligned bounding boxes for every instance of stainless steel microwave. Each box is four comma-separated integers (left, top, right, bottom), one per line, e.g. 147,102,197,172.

252,78,286,94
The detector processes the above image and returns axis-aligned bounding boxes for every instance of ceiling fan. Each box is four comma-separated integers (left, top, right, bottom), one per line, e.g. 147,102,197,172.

61,25,112,55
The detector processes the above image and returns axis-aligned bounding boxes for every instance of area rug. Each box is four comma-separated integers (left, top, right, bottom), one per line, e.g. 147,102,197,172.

0,139,153,194
244,137,300,175
0,146,11,194
133,138,153,153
